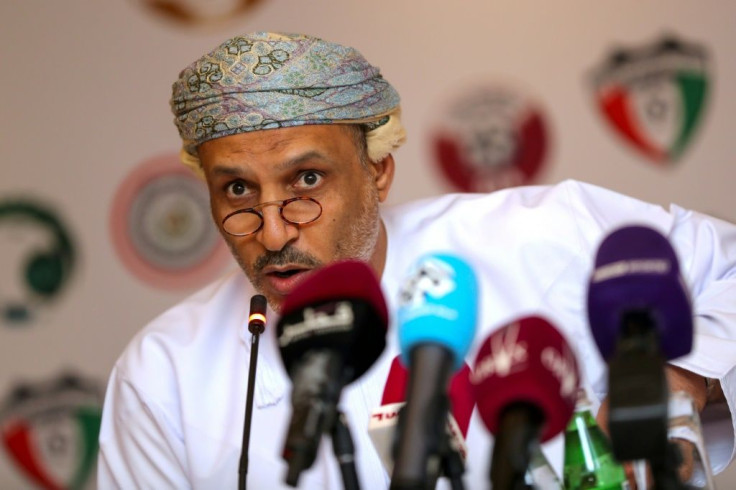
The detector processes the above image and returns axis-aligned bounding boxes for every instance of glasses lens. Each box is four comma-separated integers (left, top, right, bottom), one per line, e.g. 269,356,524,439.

282,198,321,224
223,211,262,236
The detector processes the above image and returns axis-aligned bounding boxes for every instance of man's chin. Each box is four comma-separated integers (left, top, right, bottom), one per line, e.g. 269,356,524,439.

254,271,316,314
265,295,283,314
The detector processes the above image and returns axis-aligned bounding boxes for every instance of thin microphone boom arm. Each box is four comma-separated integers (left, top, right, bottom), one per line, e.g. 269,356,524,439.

239,294,267,490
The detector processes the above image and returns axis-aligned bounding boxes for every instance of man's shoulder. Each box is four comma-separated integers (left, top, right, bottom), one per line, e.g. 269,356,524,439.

113,268,252,379
380,179,668,232
145,267,250,334
382,179,594,222
378,179,661,271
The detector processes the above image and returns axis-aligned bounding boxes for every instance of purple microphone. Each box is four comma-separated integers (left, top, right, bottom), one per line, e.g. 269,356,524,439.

587,224,693,361
587,224,694,470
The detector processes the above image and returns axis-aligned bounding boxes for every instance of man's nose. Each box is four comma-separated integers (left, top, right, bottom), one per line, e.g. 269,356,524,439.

256,205,298,251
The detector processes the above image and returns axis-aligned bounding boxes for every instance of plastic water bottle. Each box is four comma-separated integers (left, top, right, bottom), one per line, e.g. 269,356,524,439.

563,389,630,489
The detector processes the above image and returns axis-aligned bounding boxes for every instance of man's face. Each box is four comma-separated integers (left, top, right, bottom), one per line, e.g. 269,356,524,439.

198,124,393,310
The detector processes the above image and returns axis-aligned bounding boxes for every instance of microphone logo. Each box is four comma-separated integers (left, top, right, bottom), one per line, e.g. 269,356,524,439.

278,301,355,347
592,258,671,282
399,257,456,307
541,345,578,399
471,322,528,383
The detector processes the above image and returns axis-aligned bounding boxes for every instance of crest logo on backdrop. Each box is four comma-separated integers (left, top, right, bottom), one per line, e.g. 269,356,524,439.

591,34,710,164
110,154,230,290
0,373,102,489
0,199,76,326
430,82,550,193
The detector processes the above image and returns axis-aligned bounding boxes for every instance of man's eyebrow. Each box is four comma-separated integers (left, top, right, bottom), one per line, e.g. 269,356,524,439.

274,150,332,172
208,150,334,177
210,164,246,177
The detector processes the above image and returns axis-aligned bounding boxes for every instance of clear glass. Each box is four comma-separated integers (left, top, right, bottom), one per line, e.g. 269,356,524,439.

526,444,563,489
667,390,716,490
221,197,322,236
601,391,717,490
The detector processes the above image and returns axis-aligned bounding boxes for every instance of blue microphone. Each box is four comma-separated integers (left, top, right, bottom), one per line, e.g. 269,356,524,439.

391,252,478,490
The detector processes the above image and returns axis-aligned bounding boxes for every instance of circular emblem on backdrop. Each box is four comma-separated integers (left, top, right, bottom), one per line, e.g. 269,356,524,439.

110,154,230,290
591,34,710,165
0,199,76,325
430,82,550,193
128,0,264,26
0,373,102,490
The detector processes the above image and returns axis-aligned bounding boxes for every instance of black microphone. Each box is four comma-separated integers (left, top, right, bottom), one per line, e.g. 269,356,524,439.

276,260,388,488
587,225,693,482
239,294,267,490
248,295,267,334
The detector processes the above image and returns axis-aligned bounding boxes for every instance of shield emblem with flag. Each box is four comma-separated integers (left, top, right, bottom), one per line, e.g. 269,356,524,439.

591,35,709,165
0,373,102,490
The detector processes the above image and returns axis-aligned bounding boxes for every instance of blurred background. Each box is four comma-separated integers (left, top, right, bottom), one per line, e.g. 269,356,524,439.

1,1,734,487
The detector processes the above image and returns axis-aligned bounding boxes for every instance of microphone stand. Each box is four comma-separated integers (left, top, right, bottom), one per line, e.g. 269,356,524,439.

391,345,455,490
608,310,687,490
332,410,361,490
489,403,541,490
437,427,466,490
650,442,688,490
239,295,267,490
283,353,363,489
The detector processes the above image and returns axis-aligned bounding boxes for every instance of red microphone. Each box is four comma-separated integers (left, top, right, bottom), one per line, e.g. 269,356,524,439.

369,355,476,474
472,315,580,489
382,356,475,436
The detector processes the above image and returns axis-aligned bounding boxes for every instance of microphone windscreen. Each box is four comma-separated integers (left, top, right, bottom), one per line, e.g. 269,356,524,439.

248,294,267,333
471,315,579,442
381,356,475,436
587,225,693,360
281,260,388,325
397,253,478,371
277,260,388,382
250,294,267,317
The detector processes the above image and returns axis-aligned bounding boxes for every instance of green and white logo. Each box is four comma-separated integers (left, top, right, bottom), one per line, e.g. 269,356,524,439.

0,199,76,324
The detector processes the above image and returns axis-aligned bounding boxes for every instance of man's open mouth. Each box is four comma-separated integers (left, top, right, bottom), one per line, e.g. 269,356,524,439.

270,269,303,279
263,267,313,295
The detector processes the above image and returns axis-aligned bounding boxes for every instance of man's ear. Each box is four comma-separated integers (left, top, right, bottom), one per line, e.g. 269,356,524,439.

372,154,395,203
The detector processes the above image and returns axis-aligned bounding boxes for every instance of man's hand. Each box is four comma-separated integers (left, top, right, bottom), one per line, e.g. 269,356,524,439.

594,365,708,488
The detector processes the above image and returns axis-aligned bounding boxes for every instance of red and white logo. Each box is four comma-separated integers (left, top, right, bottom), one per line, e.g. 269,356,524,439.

541,345,578,399
430,82,550,192
471,321,528,384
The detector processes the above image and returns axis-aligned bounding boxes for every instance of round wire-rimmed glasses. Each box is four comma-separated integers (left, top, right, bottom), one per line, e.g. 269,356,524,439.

221,196,322,237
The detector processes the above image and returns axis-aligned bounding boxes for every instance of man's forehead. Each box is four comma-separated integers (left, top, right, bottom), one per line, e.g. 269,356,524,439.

199,125,358,173
200,124,354,154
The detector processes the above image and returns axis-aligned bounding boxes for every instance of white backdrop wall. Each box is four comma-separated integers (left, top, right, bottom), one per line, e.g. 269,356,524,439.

1,1,735,487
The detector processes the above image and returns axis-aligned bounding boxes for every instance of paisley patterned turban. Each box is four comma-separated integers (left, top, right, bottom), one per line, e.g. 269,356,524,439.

171,32,406,177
